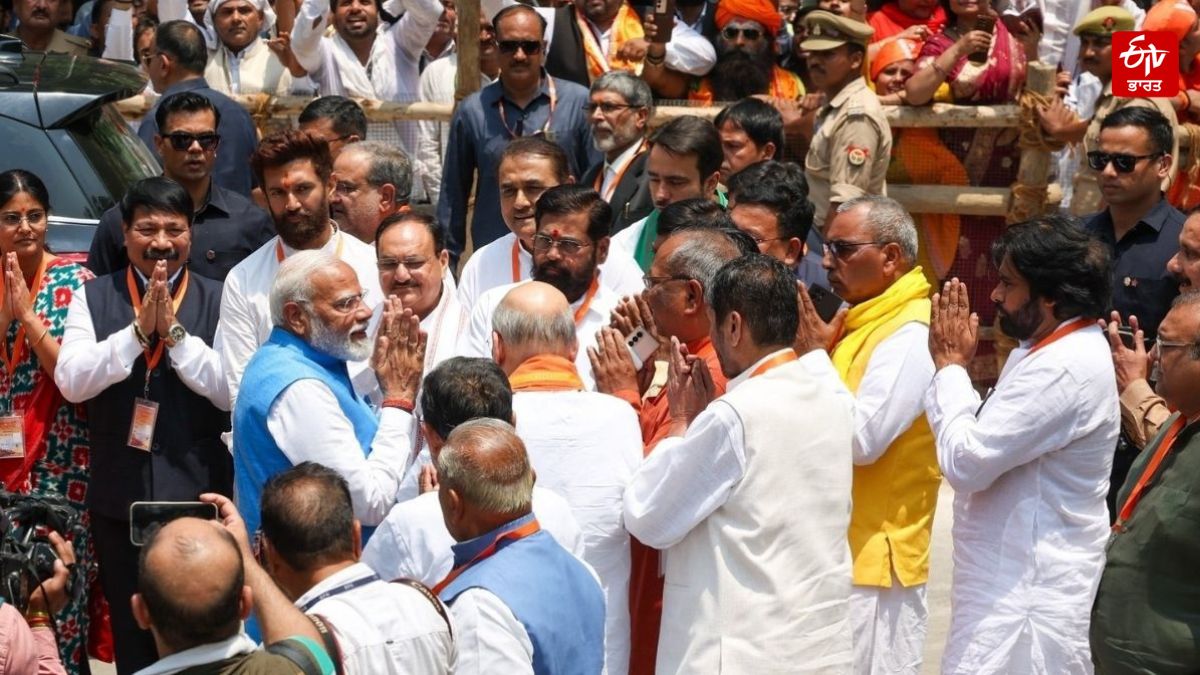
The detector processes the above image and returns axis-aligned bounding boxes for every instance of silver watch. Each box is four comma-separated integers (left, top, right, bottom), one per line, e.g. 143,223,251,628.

167,322,187,345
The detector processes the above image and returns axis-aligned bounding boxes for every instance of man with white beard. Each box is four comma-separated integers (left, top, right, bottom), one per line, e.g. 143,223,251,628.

231,250,420,541
579,71,654,234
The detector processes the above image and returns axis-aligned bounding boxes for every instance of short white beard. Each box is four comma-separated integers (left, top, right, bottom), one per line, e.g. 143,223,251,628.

308,313,372,362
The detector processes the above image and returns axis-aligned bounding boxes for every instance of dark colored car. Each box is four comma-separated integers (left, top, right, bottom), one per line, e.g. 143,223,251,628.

0,37,159,261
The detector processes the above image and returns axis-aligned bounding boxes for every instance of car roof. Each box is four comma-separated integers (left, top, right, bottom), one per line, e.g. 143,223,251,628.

0,37,147,128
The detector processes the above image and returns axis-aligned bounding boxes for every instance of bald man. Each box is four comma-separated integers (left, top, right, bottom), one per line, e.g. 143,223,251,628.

131,515,331,674
435,418,606,675
490,281,642,674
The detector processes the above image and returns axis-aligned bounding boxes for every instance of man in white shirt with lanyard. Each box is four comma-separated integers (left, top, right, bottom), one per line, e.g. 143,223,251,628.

925,215,1119,673
459,185,623,390
623,253,856,673
218,130,382,406
362,356,583,585
456,137,643,313
258,462,455,674
580,71,655,234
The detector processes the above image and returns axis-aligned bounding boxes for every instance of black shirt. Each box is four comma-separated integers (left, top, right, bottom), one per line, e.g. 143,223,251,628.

1083,197,1186,340
86,182,276,281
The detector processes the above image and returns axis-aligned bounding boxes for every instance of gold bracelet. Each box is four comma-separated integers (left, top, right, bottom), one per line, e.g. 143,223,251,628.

29,326,48,348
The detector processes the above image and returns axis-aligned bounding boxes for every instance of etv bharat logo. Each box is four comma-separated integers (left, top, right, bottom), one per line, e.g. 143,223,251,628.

1112,31,1179,97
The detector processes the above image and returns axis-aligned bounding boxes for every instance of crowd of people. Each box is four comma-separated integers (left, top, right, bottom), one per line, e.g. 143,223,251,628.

1,0,1200,672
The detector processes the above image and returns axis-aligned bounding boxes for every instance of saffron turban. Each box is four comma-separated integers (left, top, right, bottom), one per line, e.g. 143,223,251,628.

1143,0,1197,41
870,36,921,82
715,0,785,37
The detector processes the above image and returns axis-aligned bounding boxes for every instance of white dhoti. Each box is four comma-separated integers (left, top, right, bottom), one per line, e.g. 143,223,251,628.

849,571,928,675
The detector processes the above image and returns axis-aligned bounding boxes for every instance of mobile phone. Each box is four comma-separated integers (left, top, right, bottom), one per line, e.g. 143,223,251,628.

806,284,845,324
130,501,218,546
647,0,675,44
1117,327,1147,351
968,15,995,64
626,327,660,371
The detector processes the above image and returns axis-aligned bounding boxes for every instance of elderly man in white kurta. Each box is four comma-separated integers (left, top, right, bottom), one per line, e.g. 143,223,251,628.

203,0,298,95
489,281,642,675
925,217,1119,674
624,254,855,674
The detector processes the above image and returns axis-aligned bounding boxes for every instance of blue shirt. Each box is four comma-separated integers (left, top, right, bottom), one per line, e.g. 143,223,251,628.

436,74,599,260
138,77,260,197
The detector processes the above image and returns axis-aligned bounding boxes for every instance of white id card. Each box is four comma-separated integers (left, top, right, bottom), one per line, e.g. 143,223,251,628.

0,414,24,458
128,398,159,452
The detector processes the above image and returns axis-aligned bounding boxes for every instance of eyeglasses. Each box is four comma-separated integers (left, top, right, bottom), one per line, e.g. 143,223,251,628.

823,240,880,260
0,211,46,228
643,274,691,289
1086,151,1162,173
1155,335,1195,354
584,102,637,115
163,132,221,152
498,40,542,55
532,233,590,255
376,257,431,272
722,26,764,41
748,234,787,245
329,290,368,313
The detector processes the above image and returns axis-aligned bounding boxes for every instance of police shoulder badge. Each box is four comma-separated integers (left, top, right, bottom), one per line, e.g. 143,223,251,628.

847,145,869,166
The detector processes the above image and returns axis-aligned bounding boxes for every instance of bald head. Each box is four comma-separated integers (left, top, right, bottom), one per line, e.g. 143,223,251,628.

492,281,577,367
437,419,535,538
137,518,245,653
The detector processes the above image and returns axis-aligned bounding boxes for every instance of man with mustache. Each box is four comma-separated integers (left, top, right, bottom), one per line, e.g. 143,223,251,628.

329,141,414,244
203,0,298,96
14,0,91,56
460,185,621,391
420,0,456,70
926,216,1118,673
57,177,233,674
581,71,655,234
685,0,805,103
219,130,383,407
232,249,421,544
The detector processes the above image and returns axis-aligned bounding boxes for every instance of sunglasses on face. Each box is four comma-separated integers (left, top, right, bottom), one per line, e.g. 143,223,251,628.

163,132,221,152
1086,151,1161,173
722,26,763,41
497,39,542,55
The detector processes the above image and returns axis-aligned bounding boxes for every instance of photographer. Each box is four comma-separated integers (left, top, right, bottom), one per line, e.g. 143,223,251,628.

0,532,73,674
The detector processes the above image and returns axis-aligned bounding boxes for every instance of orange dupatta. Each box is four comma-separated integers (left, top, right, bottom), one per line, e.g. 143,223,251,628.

577,2,646,81
687,66,805,104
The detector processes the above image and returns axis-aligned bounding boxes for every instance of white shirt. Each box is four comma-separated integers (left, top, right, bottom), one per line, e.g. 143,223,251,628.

362,487,584,586
457,233,644,314
56,281,230,410
450,588,535,675
266,382,411,526
924,322,1119,674
134,634,260,675
482,0,715,76
217,228,383,407
417,53,494,205
457,279,620,390
295,562,455,674
611,213,646,258
513,388,642,675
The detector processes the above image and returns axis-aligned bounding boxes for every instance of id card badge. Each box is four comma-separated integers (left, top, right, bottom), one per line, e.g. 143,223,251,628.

0,413,24,458
128,398,159,452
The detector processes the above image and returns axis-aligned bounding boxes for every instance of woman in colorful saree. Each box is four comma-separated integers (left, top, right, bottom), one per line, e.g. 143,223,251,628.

0,169,96,672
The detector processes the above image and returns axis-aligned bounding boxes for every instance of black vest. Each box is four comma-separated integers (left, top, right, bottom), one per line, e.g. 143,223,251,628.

83,269,232,520
545,6,591,88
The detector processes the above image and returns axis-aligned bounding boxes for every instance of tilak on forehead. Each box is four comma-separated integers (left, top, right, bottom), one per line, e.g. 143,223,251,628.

551,228,561,238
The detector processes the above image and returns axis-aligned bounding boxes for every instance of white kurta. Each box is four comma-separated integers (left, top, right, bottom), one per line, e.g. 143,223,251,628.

924,321,1119,674
361,487,584,586
512,388,642,675
450,589,535,675
204,38,297,96
216,228,382,407
416,53,493,205
456,279,619,390
295,562,456,673
457,232,645,313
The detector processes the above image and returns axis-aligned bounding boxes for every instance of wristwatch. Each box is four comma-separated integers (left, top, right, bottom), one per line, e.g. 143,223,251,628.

166,322,188,347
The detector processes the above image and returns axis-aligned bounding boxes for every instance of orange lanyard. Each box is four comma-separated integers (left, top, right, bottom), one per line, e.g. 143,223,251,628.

275,230,344,263
1114,415,1188,531
593,140,647,202
0,255,51,376
432,519,541,595
497,77,557,140
510,239,523,283
1027,317,1091,355
126,267,190,373
749,350,798,378
573,277,600,326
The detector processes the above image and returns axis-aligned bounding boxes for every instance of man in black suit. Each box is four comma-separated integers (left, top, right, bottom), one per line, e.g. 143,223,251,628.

581,71,654,235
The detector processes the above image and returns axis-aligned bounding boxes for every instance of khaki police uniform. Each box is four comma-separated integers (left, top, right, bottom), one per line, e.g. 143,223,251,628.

1070,6,1178,216
32,29,91,57
802,10,891,231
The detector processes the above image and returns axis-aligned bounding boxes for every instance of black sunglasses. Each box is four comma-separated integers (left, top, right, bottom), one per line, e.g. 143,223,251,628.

722,26,763,41
163,132,220,151
498,40,543,55
1086,151,1162,174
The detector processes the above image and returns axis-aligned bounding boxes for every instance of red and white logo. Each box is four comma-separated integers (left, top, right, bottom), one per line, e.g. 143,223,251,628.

1112,31,1180,97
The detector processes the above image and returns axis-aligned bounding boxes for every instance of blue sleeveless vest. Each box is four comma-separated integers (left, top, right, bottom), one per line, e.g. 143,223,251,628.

232,327,379,539
440,514,606,675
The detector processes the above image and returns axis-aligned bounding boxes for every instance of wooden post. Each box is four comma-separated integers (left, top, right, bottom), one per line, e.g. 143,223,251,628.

455,0,481,103
1007,61,1057,225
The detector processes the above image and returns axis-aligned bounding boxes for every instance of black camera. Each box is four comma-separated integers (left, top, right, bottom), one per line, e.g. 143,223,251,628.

0,490,83,614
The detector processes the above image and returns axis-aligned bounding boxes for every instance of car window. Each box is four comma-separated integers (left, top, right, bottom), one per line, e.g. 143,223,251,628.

63,105,159,214
0,116,95,218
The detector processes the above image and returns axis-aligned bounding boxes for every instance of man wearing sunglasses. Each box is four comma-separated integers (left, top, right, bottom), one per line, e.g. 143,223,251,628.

88,92,274,282
684,0,805,103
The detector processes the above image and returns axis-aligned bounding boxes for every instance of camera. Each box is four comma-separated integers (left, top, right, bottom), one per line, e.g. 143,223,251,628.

0,490,83,614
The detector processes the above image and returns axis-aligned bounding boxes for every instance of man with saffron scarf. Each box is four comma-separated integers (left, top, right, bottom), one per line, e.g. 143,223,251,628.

796,196,940,675
687,0,806,103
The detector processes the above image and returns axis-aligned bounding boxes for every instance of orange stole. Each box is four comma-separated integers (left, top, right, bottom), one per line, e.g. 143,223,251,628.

886,128,969,283
1168,59,1200,211
508,354,585,392
578,2,646,81
687,66,805,104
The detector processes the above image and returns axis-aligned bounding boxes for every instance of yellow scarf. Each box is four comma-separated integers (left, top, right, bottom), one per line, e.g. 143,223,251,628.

577,2,645,81
509,354,585,392
832,267,931,387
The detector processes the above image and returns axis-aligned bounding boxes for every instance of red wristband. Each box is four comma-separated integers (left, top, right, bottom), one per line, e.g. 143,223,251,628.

382,398,415,413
